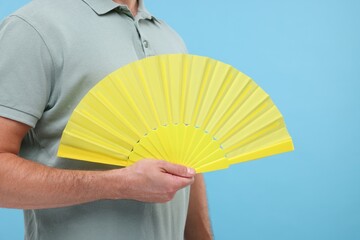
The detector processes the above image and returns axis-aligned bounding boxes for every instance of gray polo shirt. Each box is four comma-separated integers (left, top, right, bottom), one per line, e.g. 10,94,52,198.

0,0,189,239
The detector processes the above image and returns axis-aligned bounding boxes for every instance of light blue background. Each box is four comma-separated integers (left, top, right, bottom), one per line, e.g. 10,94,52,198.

1,0,359,239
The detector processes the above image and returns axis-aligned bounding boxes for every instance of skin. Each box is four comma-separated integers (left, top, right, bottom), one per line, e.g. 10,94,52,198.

0,116,195,208
185,174,214,240
113,0,138,16
0,118,212,238
0,1,213,239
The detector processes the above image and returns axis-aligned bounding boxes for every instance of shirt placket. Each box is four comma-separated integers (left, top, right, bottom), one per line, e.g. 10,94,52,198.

116,6,154,58
135,18,154,57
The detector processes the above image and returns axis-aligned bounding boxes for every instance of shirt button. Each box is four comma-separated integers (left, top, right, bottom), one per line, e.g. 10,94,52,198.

143,40,149,48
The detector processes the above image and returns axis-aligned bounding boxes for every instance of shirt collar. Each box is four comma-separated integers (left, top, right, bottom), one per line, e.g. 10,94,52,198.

82,0,119,15
82,0,156,21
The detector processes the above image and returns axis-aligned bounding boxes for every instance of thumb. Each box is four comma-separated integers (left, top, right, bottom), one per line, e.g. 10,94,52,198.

159,161,196,178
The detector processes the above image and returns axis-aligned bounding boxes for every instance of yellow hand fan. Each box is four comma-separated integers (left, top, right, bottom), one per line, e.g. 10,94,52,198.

58,54,294,173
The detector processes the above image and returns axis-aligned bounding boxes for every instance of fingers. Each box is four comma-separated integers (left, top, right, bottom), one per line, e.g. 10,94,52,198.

115,159,196,203
158,160,196,178
166,173,195,191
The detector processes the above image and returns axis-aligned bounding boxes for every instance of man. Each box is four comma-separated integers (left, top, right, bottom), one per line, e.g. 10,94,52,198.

0,0,212,239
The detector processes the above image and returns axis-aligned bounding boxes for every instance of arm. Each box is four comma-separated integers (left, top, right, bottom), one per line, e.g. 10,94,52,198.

0,116,195,209
184,174,213,240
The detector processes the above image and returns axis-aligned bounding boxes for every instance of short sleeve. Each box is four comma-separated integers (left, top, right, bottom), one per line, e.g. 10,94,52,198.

0,15,53,127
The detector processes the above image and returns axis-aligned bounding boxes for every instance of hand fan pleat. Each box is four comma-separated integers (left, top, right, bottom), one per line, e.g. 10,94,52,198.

58,54,294,172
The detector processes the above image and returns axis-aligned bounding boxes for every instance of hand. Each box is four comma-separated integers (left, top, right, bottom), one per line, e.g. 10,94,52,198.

111,159,196,203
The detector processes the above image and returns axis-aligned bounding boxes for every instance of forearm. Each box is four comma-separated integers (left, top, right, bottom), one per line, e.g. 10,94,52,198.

185,174,213,240
0,154,195,209
0,117,195,209
0,153,119,209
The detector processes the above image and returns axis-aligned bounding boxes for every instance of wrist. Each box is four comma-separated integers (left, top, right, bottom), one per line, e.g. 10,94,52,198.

99,167,130,200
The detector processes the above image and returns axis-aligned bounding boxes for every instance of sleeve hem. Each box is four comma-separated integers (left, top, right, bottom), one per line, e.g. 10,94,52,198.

0,105,38,128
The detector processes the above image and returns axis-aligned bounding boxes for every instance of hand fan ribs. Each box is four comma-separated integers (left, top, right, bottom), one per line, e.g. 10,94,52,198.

58,54,294,173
